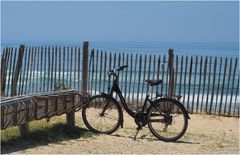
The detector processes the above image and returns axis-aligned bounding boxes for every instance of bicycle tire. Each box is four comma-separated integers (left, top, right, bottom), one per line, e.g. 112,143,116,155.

82,94,122,134
147,98,188,141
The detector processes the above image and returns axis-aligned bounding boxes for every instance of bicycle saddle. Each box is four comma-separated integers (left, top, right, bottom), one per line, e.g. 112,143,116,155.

145,79,163,86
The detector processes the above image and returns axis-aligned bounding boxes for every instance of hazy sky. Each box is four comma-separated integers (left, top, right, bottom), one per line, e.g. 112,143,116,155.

1,1,239,43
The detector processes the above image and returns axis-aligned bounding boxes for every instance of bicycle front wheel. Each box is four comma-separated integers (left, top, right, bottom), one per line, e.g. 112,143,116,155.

147,98,188,141
82,95,122,134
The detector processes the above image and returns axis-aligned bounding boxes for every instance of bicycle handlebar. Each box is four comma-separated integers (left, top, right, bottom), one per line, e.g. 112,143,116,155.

108,65,128,76
114,65,128,72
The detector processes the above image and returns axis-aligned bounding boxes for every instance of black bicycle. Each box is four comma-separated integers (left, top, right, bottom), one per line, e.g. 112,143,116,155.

82,65,190,141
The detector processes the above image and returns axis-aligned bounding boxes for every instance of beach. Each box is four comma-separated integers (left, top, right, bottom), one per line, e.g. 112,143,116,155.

2,112,239,154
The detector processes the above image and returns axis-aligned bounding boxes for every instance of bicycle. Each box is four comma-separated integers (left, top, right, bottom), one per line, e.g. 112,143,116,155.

82,65,190,141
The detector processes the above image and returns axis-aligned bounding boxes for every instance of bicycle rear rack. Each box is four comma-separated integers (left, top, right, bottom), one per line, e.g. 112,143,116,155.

152,93,182,101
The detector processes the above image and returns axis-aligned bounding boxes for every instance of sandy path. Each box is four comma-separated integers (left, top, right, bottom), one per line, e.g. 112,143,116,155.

9,113,240,154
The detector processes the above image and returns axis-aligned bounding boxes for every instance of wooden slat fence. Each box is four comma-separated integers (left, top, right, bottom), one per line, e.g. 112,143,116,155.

87,49,239,117
0,44,239,117
1,45,83,96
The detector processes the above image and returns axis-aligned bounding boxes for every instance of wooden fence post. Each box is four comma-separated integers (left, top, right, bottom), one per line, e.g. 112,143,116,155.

82,41,89,92
11,45,28,137
66,94,75,126
168,49,174,96
11,45,25,96
1,48,7,96
66,41,88,126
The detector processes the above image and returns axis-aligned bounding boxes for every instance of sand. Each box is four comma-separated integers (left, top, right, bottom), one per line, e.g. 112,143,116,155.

5,112,240,154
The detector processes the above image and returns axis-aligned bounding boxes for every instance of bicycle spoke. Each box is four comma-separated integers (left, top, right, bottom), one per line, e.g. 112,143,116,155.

104,114,117,120
148,99,188,141
83,95,121,134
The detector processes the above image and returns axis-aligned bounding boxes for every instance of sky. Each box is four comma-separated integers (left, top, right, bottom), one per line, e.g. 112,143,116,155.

1,1,239,43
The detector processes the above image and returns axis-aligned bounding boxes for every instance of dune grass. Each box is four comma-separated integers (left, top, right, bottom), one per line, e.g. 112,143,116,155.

1,116,94,149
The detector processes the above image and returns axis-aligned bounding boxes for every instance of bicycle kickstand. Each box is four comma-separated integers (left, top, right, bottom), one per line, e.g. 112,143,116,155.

133,126,142,140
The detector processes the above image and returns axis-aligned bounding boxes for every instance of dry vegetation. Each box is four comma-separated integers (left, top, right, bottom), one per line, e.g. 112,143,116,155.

1,111,239,154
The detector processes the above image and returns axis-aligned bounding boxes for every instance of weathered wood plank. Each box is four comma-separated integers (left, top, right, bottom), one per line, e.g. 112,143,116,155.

35,46,40,94
196,56,202,113
121,53,125,91
156,55,161,94
219,58,228,115
209,57,217,114
7,48,14,96
50,47,54,91
103,51,107,93
128,54,133,104
1,90,79,130
191,56,198,113
117,53,121,80
132,54,138,105
11,45,25,96
187,56,193,112
54,46,57,90
69,47,73,88
82,41,89,93
228,58,238,116
113,52,117,99
39,46,43,91
200,57,208,113
165,54,169,95
178,55,183,96
168,49,174,96
28,47,35,93
0,48,7,95
47,47,51,92
215,57,222,114
161,54,166,95
78,47,81,91
147,55,152,97
224,58,232,116
205,57,212,113
151,54,156,97
99,51,103,93
17,48,23,95
90,49,95,93
25,47,31,94
32,47,37,93
141,54,147,103
66,47,69,87
183,56,188,106
58,47,61,88
137,54,142,104
74,47,77,89
233,76,239,117
94,50,99,95
124,54,129,99
62,47,65,87
5,48,11,95
108,52,112,94
43,47,47,92
174,55,178,95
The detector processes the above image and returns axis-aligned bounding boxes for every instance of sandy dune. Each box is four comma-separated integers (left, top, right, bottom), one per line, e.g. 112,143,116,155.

6,112,240,154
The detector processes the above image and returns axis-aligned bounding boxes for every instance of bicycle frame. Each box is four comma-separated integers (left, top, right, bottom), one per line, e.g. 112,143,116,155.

107,78,154,119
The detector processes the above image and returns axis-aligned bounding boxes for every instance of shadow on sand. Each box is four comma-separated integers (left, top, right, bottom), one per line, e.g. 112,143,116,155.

1,123,95,154
111,133,200,144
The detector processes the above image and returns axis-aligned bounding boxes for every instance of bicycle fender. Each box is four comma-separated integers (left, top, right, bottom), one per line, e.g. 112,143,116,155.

100,93,124,128
153,98,190,119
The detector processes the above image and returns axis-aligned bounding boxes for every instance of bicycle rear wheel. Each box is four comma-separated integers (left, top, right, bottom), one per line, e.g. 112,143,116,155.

147,98,188,141
82,95,122,134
